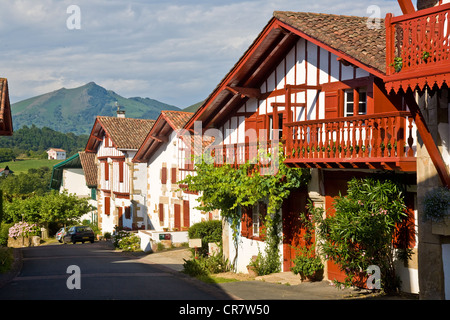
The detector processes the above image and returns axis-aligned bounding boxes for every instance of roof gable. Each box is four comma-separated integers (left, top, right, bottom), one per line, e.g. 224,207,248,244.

185,11,386,130
133,111,193,162
85,116,155,152
273,11,386,74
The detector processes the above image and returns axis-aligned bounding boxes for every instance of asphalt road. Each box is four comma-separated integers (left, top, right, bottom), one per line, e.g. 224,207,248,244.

0,242,231,300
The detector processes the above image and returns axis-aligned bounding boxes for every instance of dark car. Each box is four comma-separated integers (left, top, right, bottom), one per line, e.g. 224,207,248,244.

63,226,95,244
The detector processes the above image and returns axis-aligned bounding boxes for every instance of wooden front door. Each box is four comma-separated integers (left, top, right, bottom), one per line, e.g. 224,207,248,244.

282,187,309,272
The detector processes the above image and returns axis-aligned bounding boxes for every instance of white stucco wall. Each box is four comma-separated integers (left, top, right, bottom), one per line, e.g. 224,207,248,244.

146,131,205,231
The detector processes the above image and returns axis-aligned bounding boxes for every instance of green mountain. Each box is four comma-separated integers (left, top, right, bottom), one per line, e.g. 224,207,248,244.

11,82,181,135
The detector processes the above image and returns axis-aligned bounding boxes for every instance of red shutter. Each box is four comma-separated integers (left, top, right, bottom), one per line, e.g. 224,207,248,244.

324,90,342,119
183,200,190,227
104,162,109,181
241,206,253,238
171,167,177,184
159,203,164,224
161,167,167,185
104,196,110,216
174,204,181,230
119,161,124,183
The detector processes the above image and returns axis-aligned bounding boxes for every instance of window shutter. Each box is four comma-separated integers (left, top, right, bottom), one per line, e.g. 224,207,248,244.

161,167,167,185
171,167,177,184
183,200,190,227
241,206,253,238
104,196,110,216
119,161,124,183
159,203,164,224
324,90,342,119
174,204,181,230
104,162,109,181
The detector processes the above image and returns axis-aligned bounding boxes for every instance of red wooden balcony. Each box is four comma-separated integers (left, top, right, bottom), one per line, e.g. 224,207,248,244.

284,111,416,171
385,3,450,90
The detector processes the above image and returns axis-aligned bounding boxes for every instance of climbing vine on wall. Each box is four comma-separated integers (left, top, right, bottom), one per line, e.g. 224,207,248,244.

180,143,311,272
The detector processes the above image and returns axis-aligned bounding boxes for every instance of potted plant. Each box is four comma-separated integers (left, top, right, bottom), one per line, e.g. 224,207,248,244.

424,187,450,235
291,245,324,282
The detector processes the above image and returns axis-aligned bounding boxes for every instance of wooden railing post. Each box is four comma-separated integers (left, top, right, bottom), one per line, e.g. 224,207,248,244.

385,13,395,76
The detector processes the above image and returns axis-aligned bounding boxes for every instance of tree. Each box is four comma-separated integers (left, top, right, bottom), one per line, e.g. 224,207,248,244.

312,177,408,293
3,191,92,228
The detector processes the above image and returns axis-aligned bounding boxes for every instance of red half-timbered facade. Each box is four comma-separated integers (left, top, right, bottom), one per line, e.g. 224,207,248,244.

85,115,155,233
184,8,421,292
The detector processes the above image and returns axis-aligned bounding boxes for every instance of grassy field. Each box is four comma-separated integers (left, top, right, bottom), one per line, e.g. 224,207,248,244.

0,159,62,174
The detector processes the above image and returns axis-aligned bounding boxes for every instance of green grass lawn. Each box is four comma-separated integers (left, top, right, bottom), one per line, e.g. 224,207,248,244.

0,159,62,174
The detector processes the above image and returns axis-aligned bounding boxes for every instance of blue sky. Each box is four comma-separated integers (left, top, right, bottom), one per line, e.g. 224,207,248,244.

0,0,403,108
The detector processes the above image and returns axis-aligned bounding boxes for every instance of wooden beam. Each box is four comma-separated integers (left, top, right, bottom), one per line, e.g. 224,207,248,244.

271,102,306,108
397,0,416,15
225,86,261,99
404,89,450,187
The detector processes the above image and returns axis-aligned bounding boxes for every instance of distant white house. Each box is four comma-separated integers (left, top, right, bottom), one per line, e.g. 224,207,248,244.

47,148,66,160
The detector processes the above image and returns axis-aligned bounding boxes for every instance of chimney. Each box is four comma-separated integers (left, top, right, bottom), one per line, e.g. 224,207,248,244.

416,0,439,10
115,102,125,118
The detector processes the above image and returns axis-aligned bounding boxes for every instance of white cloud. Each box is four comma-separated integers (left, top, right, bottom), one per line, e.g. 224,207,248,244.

0,0,403,107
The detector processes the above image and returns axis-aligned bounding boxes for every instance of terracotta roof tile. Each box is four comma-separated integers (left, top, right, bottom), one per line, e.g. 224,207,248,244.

161,110,193,130
97,116,155,150
79,151,97,187
274,11,386,73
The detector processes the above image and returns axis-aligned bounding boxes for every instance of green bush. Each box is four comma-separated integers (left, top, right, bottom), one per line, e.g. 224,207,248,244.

0,247,13,273
113,231,140,252
183,250,229,277
188,220,222,256
0,223,13,247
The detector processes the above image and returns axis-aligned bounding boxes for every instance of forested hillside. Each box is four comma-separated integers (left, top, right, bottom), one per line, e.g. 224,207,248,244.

0,125,88,161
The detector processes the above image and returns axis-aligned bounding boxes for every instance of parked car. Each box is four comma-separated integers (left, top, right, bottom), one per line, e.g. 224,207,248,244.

56,227,67,243
63,226,95,244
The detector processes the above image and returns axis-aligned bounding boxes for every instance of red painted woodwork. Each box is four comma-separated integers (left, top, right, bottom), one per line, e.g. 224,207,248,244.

161,167,167,185
171,167,177,184
282,188,309,272
284,111,416,171
385,4,450,91
159,203,164,224
183,200,190,227
397,0,416,14
403,89,450,187
104,196,110,216
174,204,181,230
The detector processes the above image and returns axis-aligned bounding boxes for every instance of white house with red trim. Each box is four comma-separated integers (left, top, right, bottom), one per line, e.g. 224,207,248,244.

85,112,155,234
183,9,421,293
133,111,218,249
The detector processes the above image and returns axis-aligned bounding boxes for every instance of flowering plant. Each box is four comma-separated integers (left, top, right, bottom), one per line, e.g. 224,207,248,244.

313,177,408,293
8,222,40,239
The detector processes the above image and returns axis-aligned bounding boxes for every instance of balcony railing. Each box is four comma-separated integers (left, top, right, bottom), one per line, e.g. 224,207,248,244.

386,3,450,77
284,111,416,170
